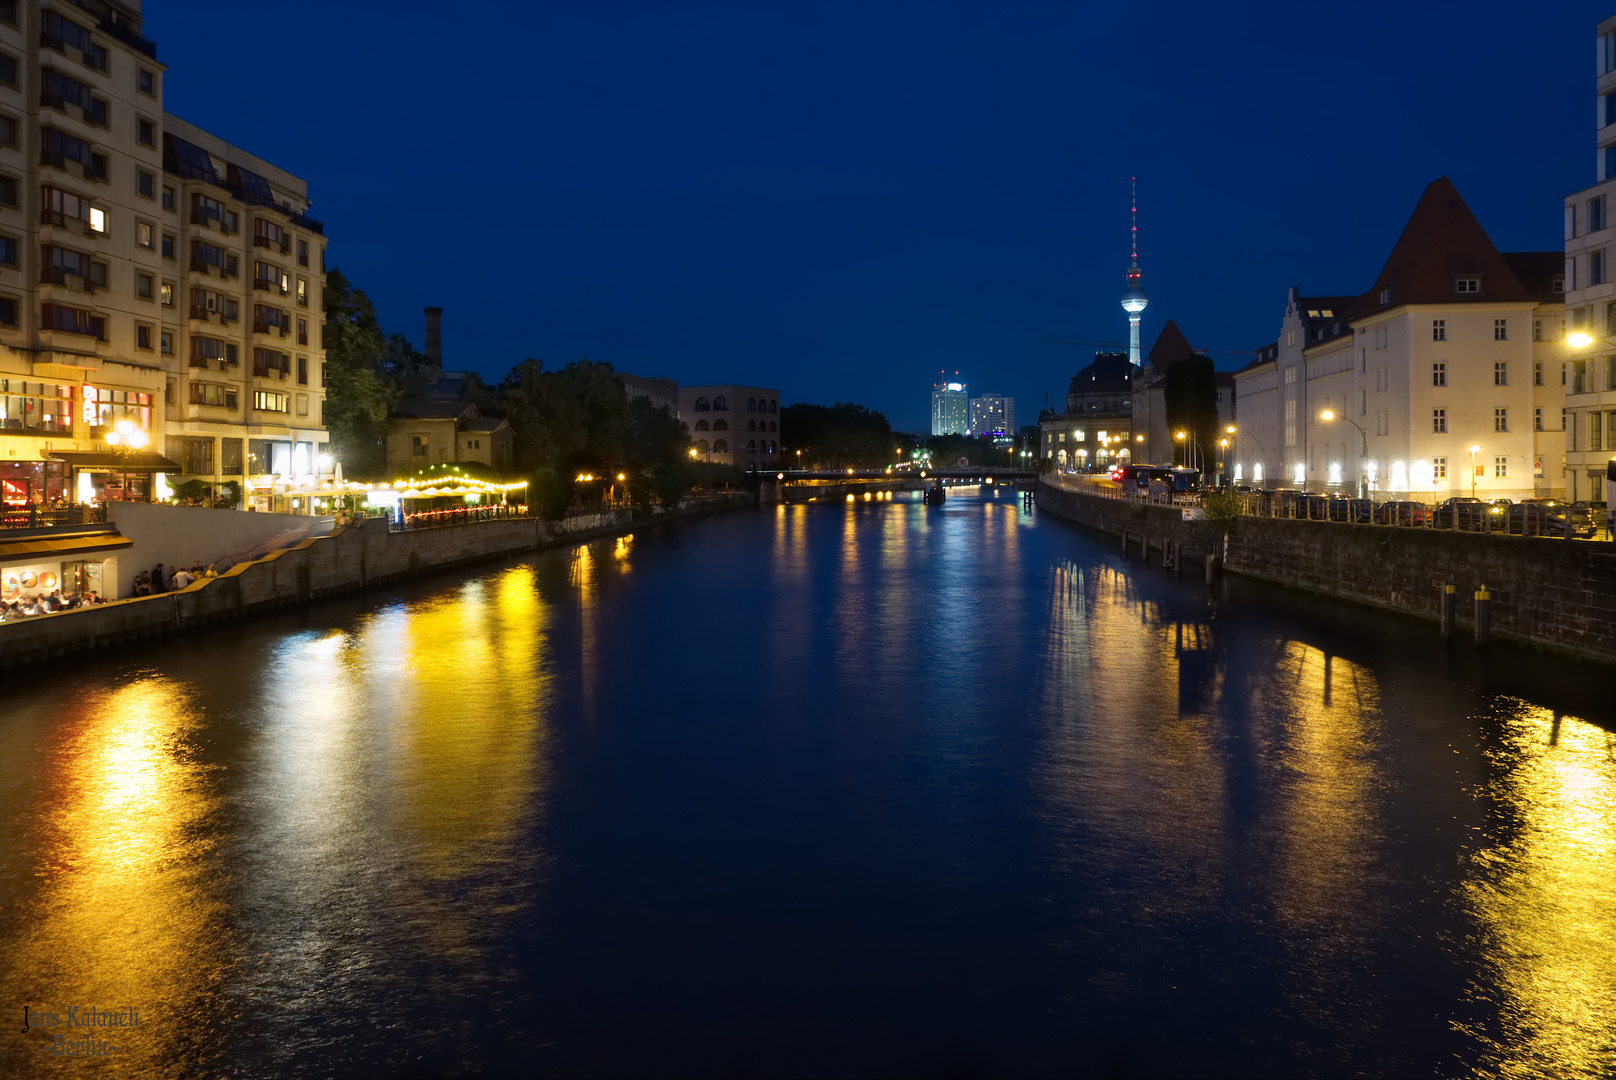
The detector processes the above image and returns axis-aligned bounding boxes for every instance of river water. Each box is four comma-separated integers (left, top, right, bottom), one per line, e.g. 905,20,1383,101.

2,490,1614,1078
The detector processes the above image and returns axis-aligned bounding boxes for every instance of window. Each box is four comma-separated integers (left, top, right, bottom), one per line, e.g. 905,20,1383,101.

190,241,238,278
179,437,214,476
694,419,709,431
0,297,16,326
0,52,17,87
1535,407,1543,431
0,236,13,266
135,273,153,299
137,119,155,147
296,355,307,385
1494,457,1507,478
713,439,729,452
135,323,152,350
712,418,729,430
254,261,289,294
693,397,709,411
41,303,105,339
297,317,307,345
1594,197,1608,232
254,218,288,252
137,170,155,199
0,114,14,147
162,234,174,258
297,239,309,267
1379,289,1390,305
1534,361,1542,385
136,222,153,248
296,277,308,306
41,128,107,179
1432,320,1446,341
252,348,289,377
1494,361,1507,385
1494,407,1508,432
190,336,238,367
411,435,428,457
159,330,172,355
221,438,243,475
41,13,107,71
1594,250,1608,287
0,1,11,25
1432,362,1446,386
190,383,237,410
1433,408,1447,433
1493,319,1507,342
0,175,14,208
1456,277,1480,293
1360,389,1367,415
41,245,106,287
253,304,290,335
253,391,289,414
138,69,154,96
160,281,173,306
162,186,174,211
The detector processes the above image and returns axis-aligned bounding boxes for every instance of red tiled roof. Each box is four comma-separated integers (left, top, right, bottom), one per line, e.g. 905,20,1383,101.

1146,319,1196,367
1354,177,1537,316
1501,252,1567,303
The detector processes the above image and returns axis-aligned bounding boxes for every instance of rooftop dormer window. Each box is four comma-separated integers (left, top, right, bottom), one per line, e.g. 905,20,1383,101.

1457,277,1480,293
1379,289,1390,304
1553,276,1565,294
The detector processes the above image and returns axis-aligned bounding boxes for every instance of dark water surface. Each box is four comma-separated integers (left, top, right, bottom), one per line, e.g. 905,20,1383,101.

4,491,1615,1079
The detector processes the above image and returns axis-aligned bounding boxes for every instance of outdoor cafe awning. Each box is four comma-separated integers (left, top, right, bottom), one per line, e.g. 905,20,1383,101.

49,451,181,470
0,531,132,560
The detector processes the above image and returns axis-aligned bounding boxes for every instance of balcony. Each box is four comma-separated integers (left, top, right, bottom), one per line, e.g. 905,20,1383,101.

94,14,158,59
253,233,291,254
253,279,289,297
280,207,324,236
253,319,290,338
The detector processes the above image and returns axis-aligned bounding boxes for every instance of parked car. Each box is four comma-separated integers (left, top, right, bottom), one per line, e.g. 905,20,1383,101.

1326,496,1374,522
1433,497,1486,530
1510,498,1597,538
1375,500,1432,526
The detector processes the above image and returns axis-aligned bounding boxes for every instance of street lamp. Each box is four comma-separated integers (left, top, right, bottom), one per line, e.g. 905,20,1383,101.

1469,443,1481,499
1318,409,1368,499
1173,430,1203,473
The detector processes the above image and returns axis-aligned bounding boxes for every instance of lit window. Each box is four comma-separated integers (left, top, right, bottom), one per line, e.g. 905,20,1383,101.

1494,457,1507,477
88,206,105,233
1432,320,1446,342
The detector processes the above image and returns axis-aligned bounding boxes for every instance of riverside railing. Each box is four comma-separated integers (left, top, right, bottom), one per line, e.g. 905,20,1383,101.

1044,474,1612,542
0,503,109,530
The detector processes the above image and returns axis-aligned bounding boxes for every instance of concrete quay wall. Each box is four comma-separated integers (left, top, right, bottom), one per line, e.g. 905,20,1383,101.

0,495,751,668
1035,479,1616,666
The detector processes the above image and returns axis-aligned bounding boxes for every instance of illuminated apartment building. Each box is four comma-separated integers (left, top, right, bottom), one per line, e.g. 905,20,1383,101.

0,0,328,510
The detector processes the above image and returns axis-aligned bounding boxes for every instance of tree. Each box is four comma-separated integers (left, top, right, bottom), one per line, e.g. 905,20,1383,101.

495,359,588,474
624,397,692,505
322,269,395,478
1163,354,1219,469
781,402,895,468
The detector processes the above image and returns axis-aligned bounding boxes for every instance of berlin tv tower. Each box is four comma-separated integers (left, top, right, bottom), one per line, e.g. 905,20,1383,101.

1120,178,1148,364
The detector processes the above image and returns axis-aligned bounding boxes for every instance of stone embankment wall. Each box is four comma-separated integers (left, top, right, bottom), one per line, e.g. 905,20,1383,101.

1035,479,1616,666
0,495,751,667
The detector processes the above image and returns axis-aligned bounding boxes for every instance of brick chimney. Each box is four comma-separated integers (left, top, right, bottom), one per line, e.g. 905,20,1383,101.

424,307,442,369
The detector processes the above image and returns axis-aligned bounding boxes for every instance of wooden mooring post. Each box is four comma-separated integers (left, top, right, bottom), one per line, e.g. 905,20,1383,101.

1474,585,1491,646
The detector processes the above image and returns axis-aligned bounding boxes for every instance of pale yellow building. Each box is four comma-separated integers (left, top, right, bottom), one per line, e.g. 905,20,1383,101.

0,0,328,514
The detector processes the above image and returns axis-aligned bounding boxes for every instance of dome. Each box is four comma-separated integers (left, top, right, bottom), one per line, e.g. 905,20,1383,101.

1121,284,1149,314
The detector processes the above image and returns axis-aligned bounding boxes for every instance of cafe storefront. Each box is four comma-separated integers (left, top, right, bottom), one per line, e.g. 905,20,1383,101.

0,531,132,603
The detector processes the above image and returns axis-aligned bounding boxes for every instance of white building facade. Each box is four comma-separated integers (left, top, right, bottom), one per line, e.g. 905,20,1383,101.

1562,12,1616,503
1233,179,1564,502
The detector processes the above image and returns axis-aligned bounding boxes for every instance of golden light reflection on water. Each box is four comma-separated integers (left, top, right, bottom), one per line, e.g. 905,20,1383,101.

0,677,231,1077
1463,704,1616,1080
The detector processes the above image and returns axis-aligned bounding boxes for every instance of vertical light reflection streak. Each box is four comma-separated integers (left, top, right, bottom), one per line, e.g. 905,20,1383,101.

1,677,229,1077
1462,705,1616,1080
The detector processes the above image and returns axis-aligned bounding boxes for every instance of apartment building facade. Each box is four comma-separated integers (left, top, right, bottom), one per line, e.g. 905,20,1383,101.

0,0,327,512
1561,12,1616,503
1234,178,1565,502
679,384,780,471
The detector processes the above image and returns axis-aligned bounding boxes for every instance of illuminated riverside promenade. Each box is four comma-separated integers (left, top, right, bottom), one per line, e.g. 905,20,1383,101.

2,489,1614,1078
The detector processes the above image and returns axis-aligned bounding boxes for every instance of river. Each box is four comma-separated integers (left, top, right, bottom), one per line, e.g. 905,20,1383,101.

2,489,1614,1078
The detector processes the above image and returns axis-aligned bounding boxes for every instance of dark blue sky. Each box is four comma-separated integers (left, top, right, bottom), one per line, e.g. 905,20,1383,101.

149,1,1604,433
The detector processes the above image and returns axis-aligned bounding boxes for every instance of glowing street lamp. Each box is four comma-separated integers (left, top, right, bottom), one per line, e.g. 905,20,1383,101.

1319,409,1368,498
1469,444,1481,498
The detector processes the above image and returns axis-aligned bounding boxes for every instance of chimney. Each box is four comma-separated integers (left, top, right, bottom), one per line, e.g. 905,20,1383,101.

424,307,442,367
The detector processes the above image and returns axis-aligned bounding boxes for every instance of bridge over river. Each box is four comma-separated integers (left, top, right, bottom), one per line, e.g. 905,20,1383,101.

761,467,1038,503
